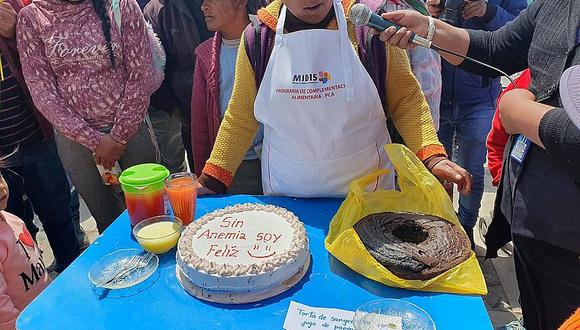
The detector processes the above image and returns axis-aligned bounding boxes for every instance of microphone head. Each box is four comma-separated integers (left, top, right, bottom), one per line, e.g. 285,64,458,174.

349,3,372,27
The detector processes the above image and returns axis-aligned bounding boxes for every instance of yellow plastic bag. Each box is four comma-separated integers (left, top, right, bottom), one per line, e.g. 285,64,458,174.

325,144,487,295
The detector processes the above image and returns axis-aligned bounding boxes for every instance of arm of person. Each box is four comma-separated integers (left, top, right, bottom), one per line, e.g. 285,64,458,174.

199,34,260,194
16,10,103,151
109,0,153,143
0,2,17,40
500,89,580,171
379,0,541,75
486,69,531,186
473,0,528,31
499,89,549,148
0,228,19,330
386,46,472,193
0,271,19,330
190,53,211,177
538,109,580,172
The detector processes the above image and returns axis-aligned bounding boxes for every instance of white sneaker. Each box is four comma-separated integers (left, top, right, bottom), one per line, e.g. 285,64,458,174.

560,65,580,129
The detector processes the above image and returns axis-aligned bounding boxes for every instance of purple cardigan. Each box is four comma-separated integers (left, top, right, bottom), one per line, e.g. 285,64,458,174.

191,33,222,177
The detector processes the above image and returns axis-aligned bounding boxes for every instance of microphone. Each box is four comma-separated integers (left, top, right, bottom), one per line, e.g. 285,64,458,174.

349,3,432,48
349,3,517,88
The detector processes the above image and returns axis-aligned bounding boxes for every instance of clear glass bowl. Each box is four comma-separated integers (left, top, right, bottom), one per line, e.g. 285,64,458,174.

133,216,183,254
88,249,159,290
353,298,436,330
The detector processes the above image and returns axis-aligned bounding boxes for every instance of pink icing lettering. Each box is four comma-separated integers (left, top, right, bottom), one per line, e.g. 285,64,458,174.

207,244,239,258
220,216,244,228
256,232,282,243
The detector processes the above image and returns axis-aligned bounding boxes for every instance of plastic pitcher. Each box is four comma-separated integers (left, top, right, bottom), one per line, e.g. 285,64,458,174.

119,164,170,228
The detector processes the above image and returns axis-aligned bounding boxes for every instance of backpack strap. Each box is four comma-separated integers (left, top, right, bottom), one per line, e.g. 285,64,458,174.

244,14,274,89
245,15,262,87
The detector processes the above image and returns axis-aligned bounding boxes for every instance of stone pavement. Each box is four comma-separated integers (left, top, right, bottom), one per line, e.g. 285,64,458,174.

35,166,520,329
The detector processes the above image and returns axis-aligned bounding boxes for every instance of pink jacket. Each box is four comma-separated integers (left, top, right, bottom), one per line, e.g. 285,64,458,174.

191,33,222,176
17,0,153,151
0,212,50,330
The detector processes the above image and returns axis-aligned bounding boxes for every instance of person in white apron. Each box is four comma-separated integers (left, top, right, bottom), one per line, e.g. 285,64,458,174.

197,0,472,198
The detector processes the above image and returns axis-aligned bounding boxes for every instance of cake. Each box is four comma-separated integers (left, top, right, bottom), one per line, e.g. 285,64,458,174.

354,212,471,280
176,203,310,304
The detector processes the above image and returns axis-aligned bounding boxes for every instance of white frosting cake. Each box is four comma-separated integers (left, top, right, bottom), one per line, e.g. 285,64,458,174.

176,203,310,303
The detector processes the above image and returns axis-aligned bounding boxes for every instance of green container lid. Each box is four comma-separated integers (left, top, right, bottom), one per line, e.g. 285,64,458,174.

119,163,170,194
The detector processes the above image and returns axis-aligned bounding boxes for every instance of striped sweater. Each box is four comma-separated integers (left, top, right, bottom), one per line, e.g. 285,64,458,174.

0,52,41,154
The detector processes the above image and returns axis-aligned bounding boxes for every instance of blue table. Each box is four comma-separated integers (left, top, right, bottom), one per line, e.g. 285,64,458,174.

17,195,492,330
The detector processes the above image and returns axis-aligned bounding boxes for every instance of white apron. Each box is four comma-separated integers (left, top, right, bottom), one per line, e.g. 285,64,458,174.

254,0,395,197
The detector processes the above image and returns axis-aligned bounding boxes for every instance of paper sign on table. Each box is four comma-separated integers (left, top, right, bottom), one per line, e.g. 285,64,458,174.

283,301,402,330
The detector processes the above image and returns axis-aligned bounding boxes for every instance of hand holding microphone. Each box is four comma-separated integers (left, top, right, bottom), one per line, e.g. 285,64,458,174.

349,4,431,50
377,11,432,49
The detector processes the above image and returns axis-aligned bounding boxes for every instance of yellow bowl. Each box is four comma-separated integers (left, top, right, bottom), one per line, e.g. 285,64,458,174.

133,216,183,254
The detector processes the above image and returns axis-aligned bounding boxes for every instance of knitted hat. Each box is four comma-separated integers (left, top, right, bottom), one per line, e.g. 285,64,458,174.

559,65,580,130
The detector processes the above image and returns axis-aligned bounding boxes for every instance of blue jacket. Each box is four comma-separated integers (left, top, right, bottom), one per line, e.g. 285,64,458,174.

441,0,528,105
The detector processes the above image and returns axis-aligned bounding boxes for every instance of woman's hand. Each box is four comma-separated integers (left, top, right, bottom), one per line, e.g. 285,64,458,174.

197,182,217,196
378,11,430,50
463,0,488,20
426,0,443,17
94,134,126,170
427,157,473,194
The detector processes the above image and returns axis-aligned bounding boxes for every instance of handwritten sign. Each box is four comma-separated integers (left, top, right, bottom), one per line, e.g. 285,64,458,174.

284,301,356,330
283,301,402,330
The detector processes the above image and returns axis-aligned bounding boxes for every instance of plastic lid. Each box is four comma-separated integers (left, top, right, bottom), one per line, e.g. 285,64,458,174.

119,163,170,193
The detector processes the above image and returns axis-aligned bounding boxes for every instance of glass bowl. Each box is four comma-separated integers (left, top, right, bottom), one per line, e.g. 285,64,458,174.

353,298,436,330
133,216,183,254
88,249,159,290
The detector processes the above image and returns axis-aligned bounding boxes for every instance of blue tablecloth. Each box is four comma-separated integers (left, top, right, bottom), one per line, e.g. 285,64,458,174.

17,195,492,330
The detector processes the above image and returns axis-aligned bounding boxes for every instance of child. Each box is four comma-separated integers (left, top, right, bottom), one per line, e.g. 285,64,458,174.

385,0,442,131
0,170,50,330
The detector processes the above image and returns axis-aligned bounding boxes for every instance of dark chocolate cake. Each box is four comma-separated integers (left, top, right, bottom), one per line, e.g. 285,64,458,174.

354,212,471,280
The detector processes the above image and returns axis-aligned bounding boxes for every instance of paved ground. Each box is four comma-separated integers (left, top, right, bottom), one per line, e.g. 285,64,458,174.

472,169,523,327
35,166,520,329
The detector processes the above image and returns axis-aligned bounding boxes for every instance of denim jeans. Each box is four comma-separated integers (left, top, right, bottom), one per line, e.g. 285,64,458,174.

2,139,80,270
438,101,494,229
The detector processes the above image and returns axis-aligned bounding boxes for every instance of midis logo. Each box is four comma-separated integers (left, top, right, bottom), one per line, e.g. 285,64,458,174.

292,71,332,84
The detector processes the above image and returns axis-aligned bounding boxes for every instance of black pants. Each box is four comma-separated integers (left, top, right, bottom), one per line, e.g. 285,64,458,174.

513,235,580,330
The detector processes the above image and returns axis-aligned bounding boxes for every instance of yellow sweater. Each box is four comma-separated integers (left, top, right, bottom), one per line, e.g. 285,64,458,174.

202,0,445,186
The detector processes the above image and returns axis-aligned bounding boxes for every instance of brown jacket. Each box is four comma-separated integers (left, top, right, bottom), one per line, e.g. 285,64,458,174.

144,0,207,118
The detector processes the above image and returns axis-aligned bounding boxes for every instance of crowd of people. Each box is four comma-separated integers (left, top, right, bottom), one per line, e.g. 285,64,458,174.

0,0,578,328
